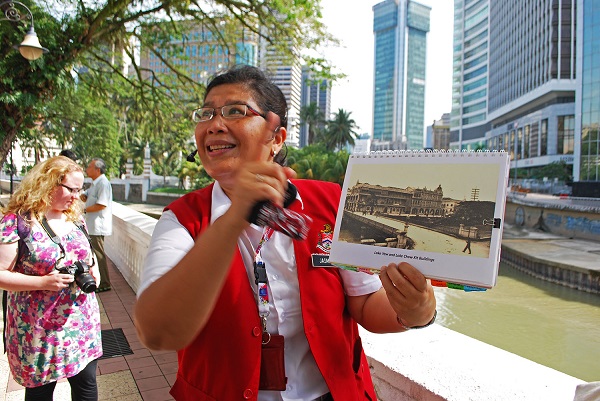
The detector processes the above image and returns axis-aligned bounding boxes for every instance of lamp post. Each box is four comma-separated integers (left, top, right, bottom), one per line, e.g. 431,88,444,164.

1,1,48,60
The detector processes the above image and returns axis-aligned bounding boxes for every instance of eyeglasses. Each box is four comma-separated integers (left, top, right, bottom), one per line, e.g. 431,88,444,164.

59,183,82,195
191,104,266,123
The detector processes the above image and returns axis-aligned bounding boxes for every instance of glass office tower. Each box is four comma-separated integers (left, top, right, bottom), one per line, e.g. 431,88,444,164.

577,0,600,183
450,0,491,148
372,0,430,150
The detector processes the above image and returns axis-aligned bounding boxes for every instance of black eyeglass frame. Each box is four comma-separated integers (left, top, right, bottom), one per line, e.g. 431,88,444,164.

59,183,83,195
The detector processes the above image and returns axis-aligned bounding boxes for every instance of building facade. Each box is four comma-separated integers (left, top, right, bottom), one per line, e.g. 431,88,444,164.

345,182,445,217
139,22,258,86
259,38,303,148
450,0,491,148
430,113,451,150
372,0,431,151
299,66,331,147
450,0,595,190
575,0,600,184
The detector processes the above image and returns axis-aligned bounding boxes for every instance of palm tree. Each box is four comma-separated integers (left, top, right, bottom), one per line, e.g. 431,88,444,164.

299,102,326,145
322,109,359,151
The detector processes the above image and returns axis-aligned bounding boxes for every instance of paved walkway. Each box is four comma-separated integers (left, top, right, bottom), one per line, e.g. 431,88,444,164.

0,258,177,401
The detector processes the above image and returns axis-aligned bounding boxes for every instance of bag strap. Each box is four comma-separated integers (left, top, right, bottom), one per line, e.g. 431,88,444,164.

2,289,6,354
3,214,32,353
16,214,33,257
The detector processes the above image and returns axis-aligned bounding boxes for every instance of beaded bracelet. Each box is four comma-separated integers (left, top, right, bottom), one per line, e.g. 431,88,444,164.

397,309,437,330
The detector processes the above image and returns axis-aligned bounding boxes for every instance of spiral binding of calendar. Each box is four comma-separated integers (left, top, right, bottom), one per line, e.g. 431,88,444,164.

351,149,508,158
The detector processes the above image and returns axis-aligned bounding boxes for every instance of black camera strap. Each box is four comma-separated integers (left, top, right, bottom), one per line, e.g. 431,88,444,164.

41,218,66,266
41,218,95,267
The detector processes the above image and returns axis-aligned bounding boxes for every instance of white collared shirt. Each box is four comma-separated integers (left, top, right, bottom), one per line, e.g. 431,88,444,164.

139,181,381,401
84,174,112,236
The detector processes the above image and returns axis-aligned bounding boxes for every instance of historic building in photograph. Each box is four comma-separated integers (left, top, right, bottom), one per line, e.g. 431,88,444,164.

344,181,445,217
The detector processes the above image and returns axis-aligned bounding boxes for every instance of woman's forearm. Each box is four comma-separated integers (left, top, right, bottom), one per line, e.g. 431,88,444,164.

134,211,248,350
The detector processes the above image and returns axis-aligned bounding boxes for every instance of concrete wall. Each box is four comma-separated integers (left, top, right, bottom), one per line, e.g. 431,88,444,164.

505,197,600,241
105,203,585,401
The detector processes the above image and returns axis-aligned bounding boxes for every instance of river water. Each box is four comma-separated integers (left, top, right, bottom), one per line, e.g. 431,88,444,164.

339,213,600,381
434,264,600,382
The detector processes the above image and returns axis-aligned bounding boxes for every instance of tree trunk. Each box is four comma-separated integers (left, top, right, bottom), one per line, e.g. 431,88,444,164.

0,104,27,166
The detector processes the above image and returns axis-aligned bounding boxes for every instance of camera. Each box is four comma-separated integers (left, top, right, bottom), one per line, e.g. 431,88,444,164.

248,183,312,240
57,261,97,293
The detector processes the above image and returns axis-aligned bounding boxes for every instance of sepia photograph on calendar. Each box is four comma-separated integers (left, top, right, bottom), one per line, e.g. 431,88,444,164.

329,150,511,288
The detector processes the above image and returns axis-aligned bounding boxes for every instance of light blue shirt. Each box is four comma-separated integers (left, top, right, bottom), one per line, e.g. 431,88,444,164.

84,174,113,236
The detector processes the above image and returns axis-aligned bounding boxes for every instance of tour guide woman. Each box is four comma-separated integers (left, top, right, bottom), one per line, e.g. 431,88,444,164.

134,65,437,401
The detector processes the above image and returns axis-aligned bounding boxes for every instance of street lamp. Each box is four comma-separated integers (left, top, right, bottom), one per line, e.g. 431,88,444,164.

1,1,48,60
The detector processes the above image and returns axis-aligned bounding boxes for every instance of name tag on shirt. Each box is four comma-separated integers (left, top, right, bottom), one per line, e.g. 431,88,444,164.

311,254,333,268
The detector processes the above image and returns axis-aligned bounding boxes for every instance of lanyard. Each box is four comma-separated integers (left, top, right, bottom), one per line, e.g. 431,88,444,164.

253,227,274,338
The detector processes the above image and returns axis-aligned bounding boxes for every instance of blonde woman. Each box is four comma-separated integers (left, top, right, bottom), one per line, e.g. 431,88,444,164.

0,156,102,401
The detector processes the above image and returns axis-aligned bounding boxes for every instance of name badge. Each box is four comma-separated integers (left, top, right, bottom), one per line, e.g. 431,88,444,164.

311,253,334,267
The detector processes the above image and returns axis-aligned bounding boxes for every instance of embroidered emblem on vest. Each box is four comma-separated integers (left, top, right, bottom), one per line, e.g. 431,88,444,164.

317,223,333,253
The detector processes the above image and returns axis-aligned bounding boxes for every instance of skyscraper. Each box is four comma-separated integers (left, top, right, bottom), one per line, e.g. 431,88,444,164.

449,0,491,149
575,0,600,189
299,66,331,147
259,38,303,148
372,0,431,151
451,0,586,191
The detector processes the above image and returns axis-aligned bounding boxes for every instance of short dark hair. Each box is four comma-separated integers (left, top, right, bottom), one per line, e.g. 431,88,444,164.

205,65,288,165
205,65,288,130
59,149,78,161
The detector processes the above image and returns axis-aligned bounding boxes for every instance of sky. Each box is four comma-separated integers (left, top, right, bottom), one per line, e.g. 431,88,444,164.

319,0,455,135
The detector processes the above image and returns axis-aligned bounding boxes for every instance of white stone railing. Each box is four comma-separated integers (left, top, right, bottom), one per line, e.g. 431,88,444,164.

105,202,157,294
106,203,585,401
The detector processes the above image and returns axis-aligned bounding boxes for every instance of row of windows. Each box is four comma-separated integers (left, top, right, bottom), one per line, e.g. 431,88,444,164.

580,156,600,181
148,45,227,59
464,65,487,81
488,120,548,159
149,57,227,67
464,29,488,49
462,113,485,125
465,5,488,31
463,88,486,103
464,53,487,71
463,101,486,114
487,116,575,159
464,76,487,92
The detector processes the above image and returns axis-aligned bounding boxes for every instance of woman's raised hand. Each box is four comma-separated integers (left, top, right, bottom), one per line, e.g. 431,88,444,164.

227,162,296,222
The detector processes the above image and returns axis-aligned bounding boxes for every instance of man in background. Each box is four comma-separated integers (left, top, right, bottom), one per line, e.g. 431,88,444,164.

82,158,113,292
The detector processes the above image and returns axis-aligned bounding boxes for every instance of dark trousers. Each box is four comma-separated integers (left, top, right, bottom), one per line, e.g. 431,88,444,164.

24,359,98,401
90,235,110,289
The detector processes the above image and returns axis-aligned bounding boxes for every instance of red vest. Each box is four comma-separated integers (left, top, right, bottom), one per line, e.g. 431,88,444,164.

166,180,376,401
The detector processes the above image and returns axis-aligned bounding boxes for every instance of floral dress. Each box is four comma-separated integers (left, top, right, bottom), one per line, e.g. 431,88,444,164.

0,213,103,387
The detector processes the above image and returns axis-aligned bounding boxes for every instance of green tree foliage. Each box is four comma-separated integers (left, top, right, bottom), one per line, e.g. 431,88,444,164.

528,161,573,183
71,106,122,179
177,159,213,190
299,102,325,145
317,108,358,151
0,0,338,167
287,144,349,186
